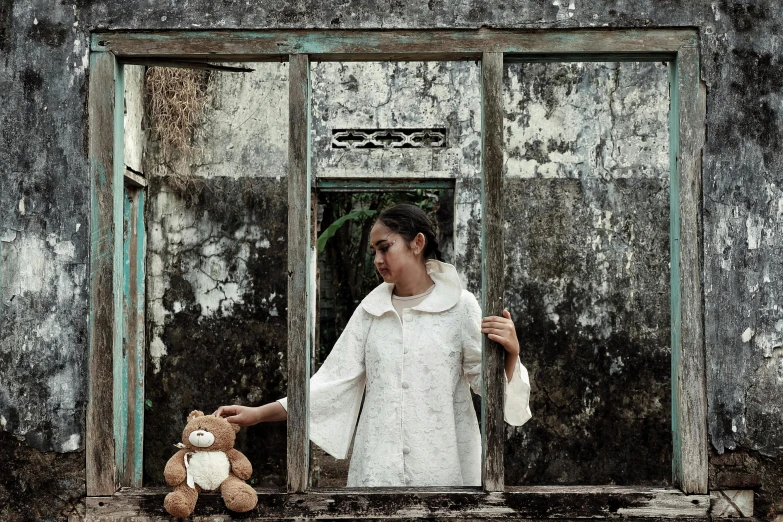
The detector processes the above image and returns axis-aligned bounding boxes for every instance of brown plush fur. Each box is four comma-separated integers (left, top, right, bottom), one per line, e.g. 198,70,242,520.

163,410,257,517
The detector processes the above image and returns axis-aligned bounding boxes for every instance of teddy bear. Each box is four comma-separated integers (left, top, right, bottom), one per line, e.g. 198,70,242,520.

163,410,258,518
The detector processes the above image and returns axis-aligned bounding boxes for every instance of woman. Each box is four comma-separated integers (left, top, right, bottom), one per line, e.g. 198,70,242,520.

214,203,532,487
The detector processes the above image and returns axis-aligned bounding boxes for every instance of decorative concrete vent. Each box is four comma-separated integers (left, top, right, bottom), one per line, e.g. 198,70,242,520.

331,128,447,149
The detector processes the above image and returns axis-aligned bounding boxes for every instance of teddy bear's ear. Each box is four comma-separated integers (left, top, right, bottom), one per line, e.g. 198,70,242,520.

231,422,241,434
187,410,205,422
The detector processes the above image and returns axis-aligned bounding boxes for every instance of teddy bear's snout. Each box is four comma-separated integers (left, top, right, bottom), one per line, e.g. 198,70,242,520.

188,429,215,448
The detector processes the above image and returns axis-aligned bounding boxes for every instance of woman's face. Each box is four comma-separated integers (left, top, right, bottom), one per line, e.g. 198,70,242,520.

369,223,423,283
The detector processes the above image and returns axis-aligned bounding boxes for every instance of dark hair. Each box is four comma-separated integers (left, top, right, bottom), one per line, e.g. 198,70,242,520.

374,203,445,262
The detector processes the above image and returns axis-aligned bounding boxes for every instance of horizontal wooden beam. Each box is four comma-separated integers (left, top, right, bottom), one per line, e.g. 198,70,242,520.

91,28,696,60
123,168,147,188
85,486,709,520
504,52,675,63
119,57,254,71
316,178,455,191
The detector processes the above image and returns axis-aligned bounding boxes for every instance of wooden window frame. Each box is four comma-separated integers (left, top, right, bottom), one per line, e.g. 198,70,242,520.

86,28,709,519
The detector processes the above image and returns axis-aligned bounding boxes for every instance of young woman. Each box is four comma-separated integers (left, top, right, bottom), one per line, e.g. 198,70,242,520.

214,203,532,487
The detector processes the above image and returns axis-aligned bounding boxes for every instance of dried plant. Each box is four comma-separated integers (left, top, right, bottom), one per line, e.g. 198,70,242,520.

145,66,211,159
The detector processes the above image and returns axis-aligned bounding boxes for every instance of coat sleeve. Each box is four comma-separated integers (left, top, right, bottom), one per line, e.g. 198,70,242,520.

277,304,368,459
461,292,532,426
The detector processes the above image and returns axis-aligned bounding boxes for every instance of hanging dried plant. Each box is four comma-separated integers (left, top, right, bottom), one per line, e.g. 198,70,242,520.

145,66,211,158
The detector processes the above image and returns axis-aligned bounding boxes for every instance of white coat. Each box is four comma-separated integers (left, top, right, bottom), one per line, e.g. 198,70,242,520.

278,259,532,487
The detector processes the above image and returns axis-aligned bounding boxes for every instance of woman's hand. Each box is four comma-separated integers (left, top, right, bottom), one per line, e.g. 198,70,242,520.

213,402,288,424
481,309,520,356
213,404,262,426
482,309,521,382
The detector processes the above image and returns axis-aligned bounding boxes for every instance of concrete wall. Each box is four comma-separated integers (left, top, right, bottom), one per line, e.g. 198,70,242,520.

503,61,671,485
142,64,290,486
1,0,783,519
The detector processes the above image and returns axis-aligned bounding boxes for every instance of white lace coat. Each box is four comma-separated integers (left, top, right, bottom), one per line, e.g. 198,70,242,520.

278,259,532,487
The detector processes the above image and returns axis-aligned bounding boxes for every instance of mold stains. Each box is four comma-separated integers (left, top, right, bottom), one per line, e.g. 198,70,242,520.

0,0,11,52
0,431,85,521
26,19,67,48
143,176,289,487
720,0,771,33
504,178,671,485
20,69,44,99
504,61,669,180
723,49,783,167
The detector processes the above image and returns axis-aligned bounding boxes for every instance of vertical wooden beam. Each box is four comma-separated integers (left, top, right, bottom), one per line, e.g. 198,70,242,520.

288,53,312,493
671,43,708,495
112,62,129,488
87,51,118,496
120,186,146,487
480,51,505,492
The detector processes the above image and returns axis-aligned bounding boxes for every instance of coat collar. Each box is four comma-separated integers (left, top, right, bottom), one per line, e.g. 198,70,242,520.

360,259,463,317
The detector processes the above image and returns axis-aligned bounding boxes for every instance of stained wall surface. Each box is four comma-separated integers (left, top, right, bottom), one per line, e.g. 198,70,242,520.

1,0,783,519
503,61,671,485
142,64,290,486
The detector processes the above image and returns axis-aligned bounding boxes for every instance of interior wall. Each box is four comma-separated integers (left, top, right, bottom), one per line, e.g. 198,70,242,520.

1,0,782,518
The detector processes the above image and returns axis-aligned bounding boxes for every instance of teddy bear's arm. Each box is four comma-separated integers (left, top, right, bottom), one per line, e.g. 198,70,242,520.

164,449,189,486
227,449,253,481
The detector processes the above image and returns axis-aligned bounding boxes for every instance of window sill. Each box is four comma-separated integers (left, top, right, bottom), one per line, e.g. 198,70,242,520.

85,485,710,520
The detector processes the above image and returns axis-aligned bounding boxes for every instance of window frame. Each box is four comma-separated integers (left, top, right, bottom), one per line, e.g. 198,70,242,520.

86,28,708,518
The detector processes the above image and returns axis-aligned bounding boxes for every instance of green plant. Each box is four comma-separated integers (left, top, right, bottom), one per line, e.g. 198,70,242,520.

317,209,378,253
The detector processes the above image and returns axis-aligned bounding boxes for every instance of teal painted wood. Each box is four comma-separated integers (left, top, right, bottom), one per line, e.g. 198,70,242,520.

120,186,146,487
87,51,118,495
90,29,696,59
668,56,683,488
133,189,146,485
316,178,454,191
113,62,129,484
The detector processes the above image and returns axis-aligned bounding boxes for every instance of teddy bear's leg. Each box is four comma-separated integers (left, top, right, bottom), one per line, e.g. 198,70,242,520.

220,474,258,513
164,483,199,518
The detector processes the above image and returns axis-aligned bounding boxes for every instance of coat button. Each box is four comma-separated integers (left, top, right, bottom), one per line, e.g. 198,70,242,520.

403,446,410,455
401,381,409,389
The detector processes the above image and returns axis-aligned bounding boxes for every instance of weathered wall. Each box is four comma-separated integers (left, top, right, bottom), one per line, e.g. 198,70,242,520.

143,64,290,486
503,61,671,485
1,0,782,518
311,61,482,293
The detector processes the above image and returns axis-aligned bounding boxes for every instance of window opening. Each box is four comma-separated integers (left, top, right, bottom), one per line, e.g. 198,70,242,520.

502,60,672,485
87,29,708,517
138,62,290,488
312,186,457,488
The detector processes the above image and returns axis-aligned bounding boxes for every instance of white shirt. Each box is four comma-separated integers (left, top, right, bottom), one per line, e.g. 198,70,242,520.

391,283,435,319
278,259,532,487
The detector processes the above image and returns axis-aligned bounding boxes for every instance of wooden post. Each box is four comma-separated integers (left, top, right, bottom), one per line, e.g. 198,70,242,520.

480,51,505,492
287,53,312,493
87,51,118,496
671,42,708,495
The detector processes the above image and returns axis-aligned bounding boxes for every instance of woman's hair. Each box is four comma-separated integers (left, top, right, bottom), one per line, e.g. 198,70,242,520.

375,203,445,262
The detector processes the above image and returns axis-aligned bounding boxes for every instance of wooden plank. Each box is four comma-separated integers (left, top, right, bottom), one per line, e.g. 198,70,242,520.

87,51,118,496
123,168,147,188
119,187,146,487
480,51,505,493
287,53,311,494
316,178,454,191
119,57,254,71
672,43,708,495
91,29,696,59
112,62,129,489
504,52,675,63
85,486,710,520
